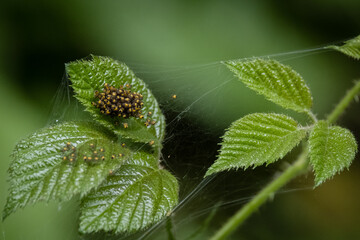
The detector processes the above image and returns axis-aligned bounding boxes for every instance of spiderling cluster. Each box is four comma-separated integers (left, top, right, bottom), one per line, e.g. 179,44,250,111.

92,83,144,119
83,143,106,164
61,142,77,163
91,83,158,128
61,142,126,167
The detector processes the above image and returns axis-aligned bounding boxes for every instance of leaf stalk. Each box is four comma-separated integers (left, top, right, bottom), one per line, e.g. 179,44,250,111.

306,111,318,123
327,80,360,124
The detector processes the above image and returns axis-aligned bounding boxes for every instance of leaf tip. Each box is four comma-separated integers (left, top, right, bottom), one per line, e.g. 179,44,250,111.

204,169,215,178
2,207,11,222
328,35,360,60
313,178,323,188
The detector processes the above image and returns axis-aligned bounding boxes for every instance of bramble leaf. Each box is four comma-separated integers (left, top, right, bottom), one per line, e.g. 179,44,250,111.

206,113,306,176
309,121,357,187
79,151,179,234
329,35,360,60
66,55,165,145
3,122,129,220
224,58,313,113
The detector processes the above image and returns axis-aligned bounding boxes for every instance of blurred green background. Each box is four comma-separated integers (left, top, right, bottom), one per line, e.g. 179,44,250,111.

1,0,359,239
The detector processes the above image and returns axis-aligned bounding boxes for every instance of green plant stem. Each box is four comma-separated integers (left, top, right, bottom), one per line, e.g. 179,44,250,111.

166,217,176,240
210,149,309,240
327,80,360,124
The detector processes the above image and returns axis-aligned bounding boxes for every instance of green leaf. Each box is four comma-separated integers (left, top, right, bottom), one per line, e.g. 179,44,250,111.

3,122,129,220
206,113,306,176
66,55,165,145
79,151,179,234
309,121,357,187
224,58,313,113
329,35,360,60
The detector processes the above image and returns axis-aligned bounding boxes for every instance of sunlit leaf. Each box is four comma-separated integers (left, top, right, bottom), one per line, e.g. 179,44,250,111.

80,151,179,234
309,121,357,187
66,55,165,145
224,58,313,113
206,113,306,176
329,35,360,60
3,122,129,220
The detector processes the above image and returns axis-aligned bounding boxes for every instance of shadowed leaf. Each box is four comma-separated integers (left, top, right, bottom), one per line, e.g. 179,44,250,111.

3,122,129,220
66,55,165,145
80,152,179,234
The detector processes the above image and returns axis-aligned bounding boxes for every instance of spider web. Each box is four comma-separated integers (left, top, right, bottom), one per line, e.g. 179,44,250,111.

2,45,341,240
59,47,329,240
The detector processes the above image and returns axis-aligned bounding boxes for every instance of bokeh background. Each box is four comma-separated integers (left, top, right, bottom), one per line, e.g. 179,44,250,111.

1,0,360,239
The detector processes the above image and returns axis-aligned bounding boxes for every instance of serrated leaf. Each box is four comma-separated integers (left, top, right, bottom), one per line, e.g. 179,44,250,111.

309,121,357,187
79,151,179,234
329,35,360,60
3,122,129,220
66,55,165,145
224,58,313,113
206,113,306,176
